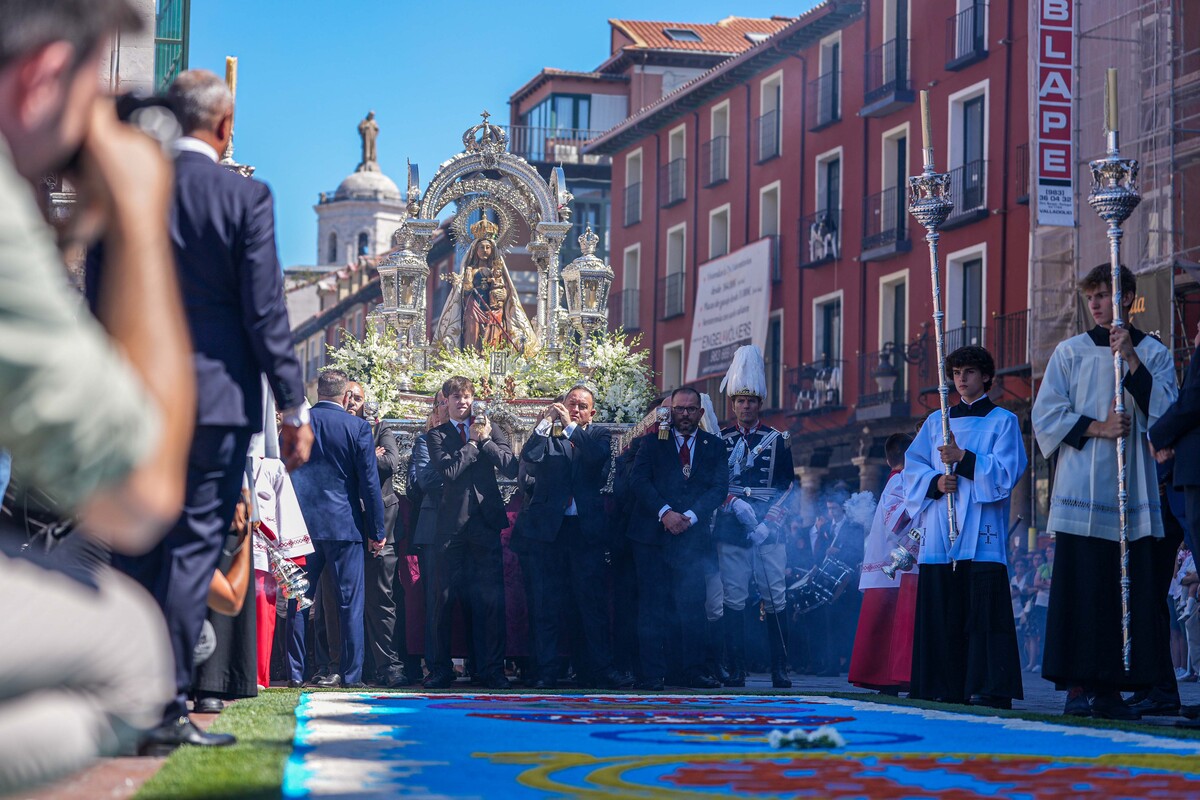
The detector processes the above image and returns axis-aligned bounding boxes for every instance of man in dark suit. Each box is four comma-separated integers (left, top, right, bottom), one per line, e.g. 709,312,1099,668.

286,369,386,688
410,390,449,685
105,70,312,754
516,386,635,689
425,376,518,689
362,397,408,687
628,386,729,689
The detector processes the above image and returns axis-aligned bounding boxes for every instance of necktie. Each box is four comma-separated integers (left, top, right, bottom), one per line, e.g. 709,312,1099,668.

458,423,468,444
679,435,691,468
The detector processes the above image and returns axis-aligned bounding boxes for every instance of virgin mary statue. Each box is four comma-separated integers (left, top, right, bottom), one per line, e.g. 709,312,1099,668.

433,218,538,354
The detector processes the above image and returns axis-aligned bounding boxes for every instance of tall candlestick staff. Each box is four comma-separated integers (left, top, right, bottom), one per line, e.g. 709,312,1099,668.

908,90,959,545
1088,67,1141,672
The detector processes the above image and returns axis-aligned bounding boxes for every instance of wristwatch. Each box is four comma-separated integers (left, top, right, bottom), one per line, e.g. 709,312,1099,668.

280,404,311,428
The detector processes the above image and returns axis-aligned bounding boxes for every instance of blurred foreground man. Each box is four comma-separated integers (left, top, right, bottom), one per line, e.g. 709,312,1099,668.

0,0,195,789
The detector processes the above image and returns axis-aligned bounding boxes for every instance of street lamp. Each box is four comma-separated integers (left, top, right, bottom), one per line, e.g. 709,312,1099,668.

561,226,613,368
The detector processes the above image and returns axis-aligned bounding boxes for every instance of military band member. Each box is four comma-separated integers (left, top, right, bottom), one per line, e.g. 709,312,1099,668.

713,346,796,688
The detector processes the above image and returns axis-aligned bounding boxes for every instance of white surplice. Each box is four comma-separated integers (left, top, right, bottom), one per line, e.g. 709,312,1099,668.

859,470,915,590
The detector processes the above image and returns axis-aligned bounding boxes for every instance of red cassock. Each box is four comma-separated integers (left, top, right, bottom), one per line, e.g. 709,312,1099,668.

848,572,918,691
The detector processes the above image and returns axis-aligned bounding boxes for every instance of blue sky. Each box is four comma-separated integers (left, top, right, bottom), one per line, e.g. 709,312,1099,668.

189,2,819,267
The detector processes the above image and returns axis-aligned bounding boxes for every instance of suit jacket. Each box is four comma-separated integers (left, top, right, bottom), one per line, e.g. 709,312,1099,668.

517,423,611,543
1150,345,1200,487
410,432,443,546
84,151,304,430
374,424,401,538
290,401,386,543
626,429,729,547
427,419,518,539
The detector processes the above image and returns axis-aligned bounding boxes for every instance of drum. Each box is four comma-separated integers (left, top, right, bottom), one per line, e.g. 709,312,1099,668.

788,557,855,615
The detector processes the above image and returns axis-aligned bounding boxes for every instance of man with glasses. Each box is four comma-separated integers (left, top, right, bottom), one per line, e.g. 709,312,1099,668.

627,387,729,689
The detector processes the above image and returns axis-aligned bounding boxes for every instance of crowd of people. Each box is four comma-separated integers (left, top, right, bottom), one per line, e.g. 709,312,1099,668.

8,1,1200,796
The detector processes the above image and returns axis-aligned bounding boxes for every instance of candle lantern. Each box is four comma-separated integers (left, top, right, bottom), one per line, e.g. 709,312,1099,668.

561,226,614,368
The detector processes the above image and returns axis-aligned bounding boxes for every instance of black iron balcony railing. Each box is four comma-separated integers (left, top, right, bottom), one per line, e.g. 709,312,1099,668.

808,70,841,130
862,186,909,252
754,110,781,163
505,125,609,165
1015,143,1030,204
798,208,842,267
702,135,729,186
661,272,685,319
788,358,846,415
617,288,640,332
864,38,911,106
989,309,1029,373
945,159,987,227
946,2,988,69
659,157,687,207
624,182,642,226
857,347,908,409
920,325,986,386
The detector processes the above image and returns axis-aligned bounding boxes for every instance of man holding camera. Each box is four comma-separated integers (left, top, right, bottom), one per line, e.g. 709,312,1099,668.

425,376,518,689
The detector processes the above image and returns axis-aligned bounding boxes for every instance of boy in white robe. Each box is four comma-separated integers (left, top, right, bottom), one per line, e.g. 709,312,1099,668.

1032,264,1178,719
903,345,1026,707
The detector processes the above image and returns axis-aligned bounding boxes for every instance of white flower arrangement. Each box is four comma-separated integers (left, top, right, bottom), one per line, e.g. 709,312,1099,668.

324,323,407,418
767,725,846,750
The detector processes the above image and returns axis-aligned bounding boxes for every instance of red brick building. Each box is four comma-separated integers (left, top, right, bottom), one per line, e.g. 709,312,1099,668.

584,0,1034,511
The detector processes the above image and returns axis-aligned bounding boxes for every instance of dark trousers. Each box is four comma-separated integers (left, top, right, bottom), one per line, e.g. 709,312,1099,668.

114,425,251,722
631,540,706,682
364,533,401,680
522,518,613,682
610,538,639,674
1148,490,1187,702
287,540,366,684
424,523,506,680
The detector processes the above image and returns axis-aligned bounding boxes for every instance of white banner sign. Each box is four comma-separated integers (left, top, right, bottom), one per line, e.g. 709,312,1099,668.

1036,0,1075,227
686,237,772,382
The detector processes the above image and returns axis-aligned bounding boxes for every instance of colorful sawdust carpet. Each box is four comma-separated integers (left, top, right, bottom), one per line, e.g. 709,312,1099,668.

282,693,1200,798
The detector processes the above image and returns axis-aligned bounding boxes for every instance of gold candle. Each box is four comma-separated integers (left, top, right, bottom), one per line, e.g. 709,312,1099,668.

1105,67,1118,132
920,89,933,168
225,56,238,100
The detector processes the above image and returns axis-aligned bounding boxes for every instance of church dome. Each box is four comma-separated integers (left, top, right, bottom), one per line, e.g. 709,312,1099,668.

334,168,401,201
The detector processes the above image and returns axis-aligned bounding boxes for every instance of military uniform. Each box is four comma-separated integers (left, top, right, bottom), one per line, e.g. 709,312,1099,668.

713,422,795,686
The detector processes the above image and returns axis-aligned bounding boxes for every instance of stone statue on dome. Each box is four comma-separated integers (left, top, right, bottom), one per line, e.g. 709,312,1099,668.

357,110,379,172
433,217,538,355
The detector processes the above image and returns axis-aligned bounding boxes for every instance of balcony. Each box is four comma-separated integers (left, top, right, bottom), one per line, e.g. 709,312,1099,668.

754,110,781,163
946,3,988,71
788,359,846,416
659,157,687,207
943,159,988,229
989,309,1029,374
861,186,911,261
808,70,841,130
1015,143,1030,204
855,347,908,421
798,208,842,268
702,135,729,187
862,38,913,117
661,272,685,319
624,182,642,227
616,288,640,332
505,125,610,165
919,325,985,392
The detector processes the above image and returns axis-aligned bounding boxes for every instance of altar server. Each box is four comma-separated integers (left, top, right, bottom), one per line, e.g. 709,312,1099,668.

903,345,1025,708
1033,264,1177,719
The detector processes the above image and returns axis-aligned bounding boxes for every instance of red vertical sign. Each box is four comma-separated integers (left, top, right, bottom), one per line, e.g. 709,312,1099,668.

1036,0,1074,226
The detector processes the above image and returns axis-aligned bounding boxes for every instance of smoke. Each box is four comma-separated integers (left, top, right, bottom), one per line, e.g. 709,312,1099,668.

843,490,878,529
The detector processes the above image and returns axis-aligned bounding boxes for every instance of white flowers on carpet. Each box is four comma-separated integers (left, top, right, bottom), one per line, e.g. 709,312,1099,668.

768,725,846,749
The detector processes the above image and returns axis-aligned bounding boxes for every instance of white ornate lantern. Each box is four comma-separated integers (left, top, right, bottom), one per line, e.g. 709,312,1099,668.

561,226,613,367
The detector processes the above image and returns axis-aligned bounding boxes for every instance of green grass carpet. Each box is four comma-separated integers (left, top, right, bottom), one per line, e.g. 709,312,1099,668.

135,689,301,800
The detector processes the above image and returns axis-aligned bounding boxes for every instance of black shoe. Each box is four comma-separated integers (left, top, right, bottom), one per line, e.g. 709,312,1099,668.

1182,704,1200,720
309,673,342,688
713,663,731,685
970,695,1012,710
139,716,236,756
1129,697,1181,716
1176,717,1200,729
771,669,793,689
533,678,558,690
635,678,665,691
1092,692,1141,720
1064,690,1092,717
682,673,722,689
382,667,410,689
422,671,455,689
287,680,304,689
594,669,636,690
722,673,746,687
193,697,224,714
343,681,367,689
483,673,512,690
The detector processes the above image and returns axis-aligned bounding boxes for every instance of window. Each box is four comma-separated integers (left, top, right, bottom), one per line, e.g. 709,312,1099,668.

306,336,323,383
625,149,643,226
946,245,986,351
706,101,730,186
882,125,909,240
295,344,308,381
664,224,686,318
813,293,843,364
357,232,370,256
664,125,686,205
880,271,908,350
757,72,782,162
353,308,365,339
759,182,781,238
327,232,338,264
765,312,783,408
153,0,189,92
813,150,842,259
951,0,988,61
816,33,841,126
663,341,685,391
948,81,988,220
664,28,702,42
622,244,641,331
709,205,730,260
521,93,591,133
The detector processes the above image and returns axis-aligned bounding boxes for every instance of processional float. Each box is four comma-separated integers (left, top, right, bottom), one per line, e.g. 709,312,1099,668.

1087,69,1140,672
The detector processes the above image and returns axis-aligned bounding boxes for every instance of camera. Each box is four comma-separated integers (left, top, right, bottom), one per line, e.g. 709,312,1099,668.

115,92,181,149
